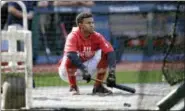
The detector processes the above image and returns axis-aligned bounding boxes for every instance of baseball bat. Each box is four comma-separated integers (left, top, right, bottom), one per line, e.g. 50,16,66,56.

91,78,136,93
60,23,68,39
40,23,51,64
114,84,136,93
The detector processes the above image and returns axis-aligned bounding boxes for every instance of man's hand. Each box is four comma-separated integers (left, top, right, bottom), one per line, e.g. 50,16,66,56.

82,68,91,83
27,11,34,20
106,69,116,87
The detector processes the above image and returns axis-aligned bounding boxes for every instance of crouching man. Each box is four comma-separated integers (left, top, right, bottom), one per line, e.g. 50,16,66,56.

58,12,116,95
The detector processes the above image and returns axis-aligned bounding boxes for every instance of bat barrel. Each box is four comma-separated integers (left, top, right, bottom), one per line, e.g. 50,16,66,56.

114,84,136,93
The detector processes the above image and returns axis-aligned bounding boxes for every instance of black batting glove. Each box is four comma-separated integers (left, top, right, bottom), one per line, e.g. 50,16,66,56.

106,69,116,87
82,68,91,83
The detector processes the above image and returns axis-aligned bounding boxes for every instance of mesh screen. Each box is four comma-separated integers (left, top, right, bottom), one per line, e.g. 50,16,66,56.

162,3,185,85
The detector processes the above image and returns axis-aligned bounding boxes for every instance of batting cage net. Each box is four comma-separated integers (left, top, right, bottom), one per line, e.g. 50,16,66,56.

162,3,185,86
1,1,185,111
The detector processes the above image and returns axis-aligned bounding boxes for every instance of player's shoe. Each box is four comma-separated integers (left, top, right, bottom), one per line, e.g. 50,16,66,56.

92,84,112,95
69,85,80,95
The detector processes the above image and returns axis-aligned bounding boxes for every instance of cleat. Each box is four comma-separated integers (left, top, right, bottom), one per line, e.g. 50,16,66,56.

92,84,112,95
69,85,80,95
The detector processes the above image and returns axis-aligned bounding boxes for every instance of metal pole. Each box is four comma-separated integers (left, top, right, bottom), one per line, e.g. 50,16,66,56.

146,12,154,56
157,82,185,110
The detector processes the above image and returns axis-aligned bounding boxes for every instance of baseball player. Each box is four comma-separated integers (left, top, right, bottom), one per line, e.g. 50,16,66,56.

58,12,116,95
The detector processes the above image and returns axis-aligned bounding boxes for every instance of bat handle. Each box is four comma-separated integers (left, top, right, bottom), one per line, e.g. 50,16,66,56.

114,84,136,93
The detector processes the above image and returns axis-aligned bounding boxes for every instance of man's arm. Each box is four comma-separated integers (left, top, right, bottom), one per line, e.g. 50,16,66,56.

97,33,116,71
8,3,33,20
37,1,48,7
106,51,117,87
107,51,116,70
8,5,23,19
64,32,91,83
97,33,117,87
67,52,86,71
67,52,91,83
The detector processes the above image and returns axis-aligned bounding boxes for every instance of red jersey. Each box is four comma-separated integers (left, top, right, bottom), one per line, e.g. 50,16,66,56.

64,27,114,62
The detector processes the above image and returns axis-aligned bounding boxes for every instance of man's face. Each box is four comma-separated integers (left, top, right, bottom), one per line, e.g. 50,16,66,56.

80,17,95,34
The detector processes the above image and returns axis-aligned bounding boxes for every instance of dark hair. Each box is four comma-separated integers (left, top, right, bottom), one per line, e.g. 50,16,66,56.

76,12,93,26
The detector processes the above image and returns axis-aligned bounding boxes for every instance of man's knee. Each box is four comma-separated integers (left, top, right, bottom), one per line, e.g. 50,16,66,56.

97,68,107,74
58,56,77,82
97,52,108,69
63,56,77,68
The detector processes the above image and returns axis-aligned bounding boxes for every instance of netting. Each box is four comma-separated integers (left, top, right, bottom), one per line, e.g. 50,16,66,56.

162,3,185,85
1,1,185,110
31,2,185,110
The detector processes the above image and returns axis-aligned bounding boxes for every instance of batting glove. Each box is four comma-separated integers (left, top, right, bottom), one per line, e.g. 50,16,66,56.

82,68,91,83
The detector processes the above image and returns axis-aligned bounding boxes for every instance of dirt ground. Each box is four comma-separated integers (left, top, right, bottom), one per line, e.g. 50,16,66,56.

33,61,164,73
2,62,184,110
31,83,183,110
31,62,184,110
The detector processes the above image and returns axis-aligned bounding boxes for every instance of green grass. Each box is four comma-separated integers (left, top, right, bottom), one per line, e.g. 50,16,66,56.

33,70,163,87
2,70,163,87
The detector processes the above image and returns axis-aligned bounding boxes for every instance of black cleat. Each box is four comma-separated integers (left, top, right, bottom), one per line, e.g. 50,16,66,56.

92,84,112,95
